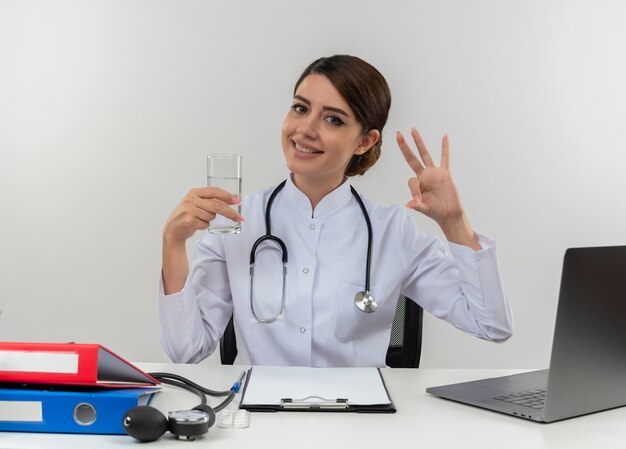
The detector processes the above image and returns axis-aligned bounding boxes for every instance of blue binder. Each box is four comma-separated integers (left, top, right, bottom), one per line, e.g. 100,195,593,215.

0,386,159,434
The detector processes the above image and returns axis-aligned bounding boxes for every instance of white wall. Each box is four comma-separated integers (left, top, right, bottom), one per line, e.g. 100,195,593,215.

1,0,625,368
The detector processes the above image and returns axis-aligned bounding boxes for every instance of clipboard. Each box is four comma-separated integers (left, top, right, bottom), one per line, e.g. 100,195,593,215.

239,366,396,413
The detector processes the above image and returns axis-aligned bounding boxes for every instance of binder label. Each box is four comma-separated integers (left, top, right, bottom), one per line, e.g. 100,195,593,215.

0,351,79,373
0,401,43,422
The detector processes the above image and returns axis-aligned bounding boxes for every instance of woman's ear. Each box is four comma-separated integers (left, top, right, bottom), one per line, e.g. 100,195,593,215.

355,129,381,155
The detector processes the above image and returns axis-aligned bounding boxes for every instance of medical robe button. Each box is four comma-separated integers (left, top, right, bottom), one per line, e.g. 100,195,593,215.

302,268,309,274
309,224,316,230
300,327,306,333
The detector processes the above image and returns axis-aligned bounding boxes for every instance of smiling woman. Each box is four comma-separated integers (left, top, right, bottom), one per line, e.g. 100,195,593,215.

158,54,513,367
288,56,390,169
281,73,382,209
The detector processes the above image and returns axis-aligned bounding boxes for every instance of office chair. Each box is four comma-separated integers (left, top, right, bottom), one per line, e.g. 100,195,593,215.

384,295,423,368
220,295,423,368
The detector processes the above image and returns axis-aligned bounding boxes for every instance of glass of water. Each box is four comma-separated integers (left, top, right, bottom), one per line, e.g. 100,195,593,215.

207,154,242,234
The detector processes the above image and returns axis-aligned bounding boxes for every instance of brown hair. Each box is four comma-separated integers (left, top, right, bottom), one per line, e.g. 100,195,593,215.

294,55,392,176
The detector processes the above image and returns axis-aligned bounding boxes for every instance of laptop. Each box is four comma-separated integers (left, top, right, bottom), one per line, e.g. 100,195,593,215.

426,246,626,422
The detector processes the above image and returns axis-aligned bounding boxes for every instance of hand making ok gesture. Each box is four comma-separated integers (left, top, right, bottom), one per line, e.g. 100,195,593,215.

396,128,481,250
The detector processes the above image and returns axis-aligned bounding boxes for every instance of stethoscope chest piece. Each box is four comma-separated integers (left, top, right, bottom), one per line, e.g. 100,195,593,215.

355,290,377,313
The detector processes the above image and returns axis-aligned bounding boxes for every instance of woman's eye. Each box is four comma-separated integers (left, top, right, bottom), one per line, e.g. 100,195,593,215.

325,115,344,126
291,104,307,114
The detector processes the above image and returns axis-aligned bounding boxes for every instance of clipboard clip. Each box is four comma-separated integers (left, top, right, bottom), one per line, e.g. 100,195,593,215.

280,396,349,410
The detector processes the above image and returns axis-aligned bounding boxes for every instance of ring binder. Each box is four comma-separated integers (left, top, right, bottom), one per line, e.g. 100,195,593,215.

0,386,159,434
0,342,158,388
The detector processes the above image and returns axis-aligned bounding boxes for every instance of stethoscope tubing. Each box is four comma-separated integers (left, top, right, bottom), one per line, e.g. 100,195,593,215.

249,180,288,323
249,180,374,323
349,185,373,294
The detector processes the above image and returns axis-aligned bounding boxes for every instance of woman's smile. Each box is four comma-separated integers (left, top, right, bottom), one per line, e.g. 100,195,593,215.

292,140,324,158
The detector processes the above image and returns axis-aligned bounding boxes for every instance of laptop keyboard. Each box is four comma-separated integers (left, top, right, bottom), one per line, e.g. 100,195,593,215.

493,389,546,410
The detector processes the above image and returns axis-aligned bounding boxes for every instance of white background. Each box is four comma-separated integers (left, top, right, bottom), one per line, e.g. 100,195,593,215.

1,0,625,368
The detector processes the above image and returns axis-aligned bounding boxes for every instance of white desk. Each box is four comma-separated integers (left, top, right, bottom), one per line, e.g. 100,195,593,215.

2,363,626,448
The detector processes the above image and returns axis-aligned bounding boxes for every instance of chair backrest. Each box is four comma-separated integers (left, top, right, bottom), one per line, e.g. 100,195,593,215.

220,295,423,368
384,295,423,368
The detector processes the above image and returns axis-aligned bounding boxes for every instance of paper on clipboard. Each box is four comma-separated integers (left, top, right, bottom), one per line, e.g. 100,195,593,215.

240,366,393,408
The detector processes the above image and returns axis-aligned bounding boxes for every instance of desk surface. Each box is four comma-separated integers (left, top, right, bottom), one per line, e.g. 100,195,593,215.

2,363,626,449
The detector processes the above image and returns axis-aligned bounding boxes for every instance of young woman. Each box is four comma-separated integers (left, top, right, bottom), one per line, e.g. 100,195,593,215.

159,55,513,367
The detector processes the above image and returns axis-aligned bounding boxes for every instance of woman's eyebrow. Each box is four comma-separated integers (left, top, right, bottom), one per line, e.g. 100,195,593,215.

293,95,351,118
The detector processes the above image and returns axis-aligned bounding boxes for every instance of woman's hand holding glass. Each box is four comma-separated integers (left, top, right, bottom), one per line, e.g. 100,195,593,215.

164,188,243,243
161,188,243,294
396,128,481,250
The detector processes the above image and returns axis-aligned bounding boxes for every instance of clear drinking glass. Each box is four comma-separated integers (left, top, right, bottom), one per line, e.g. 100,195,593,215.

207,154,242,234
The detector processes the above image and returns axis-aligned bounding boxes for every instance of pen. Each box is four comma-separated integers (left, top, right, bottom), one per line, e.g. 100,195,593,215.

230,370,247,393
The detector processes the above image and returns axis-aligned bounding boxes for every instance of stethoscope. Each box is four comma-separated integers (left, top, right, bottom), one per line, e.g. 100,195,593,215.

249,180,377,324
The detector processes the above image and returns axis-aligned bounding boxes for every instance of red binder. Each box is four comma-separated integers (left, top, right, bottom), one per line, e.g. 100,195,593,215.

0,342,159,388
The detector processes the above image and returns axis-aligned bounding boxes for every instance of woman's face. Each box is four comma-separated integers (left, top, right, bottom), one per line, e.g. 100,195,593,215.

281,74,377,185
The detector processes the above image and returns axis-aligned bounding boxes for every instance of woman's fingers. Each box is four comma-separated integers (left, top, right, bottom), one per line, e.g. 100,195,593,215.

193,187,240,204
166,188,244,242
410,128,436,168
441,134,450,169
196,197,244,223
397,129,456,221
408,176,422,205
187,187,243,222
396,131,424,175
190,204,215,224
397,128,443,174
